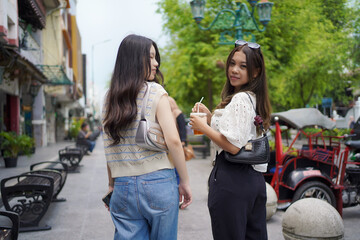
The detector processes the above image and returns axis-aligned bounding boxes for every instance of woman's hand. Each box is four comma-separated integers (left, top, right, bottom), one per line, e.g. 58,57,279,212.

178,182,192,209
104,185,114,211
192,102,212,124
189,114,208,134
192,102,210,115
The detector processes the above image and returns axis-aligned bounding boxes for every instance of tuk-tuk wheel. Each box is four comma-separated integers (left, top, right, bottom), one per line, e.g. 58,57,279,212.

292,181,336,208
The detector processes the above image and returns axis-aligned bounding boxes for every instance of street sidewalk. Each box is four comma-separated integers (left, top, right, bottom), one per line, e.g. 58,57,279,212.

1,138,115,240
0,140,72,179
0,140,74,206
1,138,360,239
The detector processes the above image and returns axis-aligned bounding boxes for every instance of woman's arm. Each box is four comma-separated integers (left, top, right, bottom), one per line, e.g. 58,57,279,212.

190,115,240,155
107,164,114,190
157,95,192,209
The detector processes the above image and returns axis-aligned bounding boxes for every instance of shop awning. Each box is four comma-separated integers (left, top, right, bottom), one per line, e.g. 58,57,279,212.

36,65,73,86
0,48,47,83
18,0,46,29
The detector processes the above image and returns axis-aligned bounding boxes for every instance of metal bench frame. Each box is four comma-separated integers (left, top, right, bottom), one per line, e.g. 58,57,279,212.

0,161,68,232
1,174,54,232
0,210,19,240
58,146,83,172
76,141,90,154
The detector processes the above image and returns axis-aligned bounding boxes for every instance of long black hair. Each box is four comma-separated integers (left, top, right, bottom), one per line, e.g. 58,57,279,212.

103,34,163,146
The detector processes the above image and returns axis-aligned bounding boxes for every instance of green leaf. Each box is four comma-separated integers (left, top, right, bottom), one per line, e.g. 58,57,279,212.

0,132,35,158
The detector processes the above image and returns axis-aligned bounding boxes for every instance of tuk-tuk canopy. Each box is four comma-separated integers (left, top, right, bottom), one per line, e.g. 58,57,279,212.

271,108,336,129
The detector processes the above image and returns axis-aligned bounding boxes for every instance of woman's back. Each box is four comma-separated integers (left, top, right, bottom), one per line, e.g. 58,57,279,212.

103,34,191,240
103,82,173,178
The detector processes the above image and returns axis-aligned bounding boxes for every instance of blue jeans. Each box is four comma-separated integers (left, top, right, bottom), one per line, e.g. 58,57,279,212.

110,169,179,240
87,140,95,152
175,169,180,185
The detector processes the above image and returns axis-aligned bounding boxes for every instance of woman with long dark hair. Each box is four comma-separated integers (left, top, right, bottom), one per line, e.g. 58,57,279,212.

190,40,271,240
102,34,192,240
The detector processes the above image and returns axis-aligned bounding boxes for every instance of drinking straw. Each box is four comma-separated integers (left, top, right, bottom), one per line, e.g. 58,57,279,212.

197,97,204,113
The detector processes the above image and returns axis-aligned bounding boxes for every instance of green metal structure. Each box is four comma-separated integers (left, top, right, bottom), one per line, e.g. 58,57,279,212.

190,0,274,44
36,65,73,86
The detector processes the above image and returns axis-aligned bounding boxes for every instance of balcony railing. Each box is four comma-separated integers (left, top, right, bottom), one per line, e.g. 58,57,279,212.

36,65,73,85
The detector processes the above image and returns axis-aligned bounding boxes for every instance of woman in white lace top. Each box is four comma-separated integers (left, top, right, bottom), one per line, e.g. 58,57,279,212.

190,40,271,240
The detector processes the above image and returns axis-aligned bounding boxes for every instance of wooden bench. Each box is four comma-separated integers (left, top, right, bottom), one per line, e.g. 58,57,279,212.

75,142,89,155
187,134,210,159
0,210,19,240
30,161,68,202
58,146,84,172
0,161,68,232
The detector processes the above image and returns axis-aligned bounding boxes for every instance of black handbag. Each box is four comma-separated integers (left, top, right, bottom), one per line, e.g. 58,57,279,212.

224,93,270,165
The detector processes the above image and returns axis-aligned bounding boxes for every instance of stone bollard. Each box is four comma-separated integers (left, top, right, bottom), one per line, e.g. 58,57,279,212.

266,182,277,220
282,198,344,240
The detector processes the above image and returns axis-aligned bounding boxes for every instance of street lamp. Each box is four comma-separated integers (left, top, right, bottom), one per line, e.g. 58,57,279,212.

91,39,111,120
190,0,274,44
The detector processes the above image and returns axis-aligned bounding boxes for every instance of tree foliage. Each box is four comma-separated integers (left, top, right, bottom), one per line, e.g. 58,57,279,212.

157,0,236,114
157,0,359,114
348,0,360,77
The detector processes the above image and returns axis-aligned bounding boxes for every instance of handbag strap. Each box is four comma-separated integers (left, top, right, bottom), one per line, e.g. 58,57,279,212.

244,92,257,115
244,92,266,135
141,82,152,120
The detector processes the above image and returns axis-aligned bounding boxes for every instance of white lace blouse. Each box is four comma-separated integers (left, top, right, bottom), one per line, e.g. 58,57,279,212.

211,91,268,172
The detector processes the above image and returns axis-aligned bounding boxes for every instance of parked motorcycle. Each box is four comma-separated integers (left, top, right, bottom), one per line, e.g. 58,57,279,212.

342,138,360,208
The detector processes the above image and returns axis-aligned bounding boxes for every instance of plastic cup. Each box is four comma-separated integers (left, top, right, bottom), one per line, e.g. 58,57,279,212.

190,112,207,135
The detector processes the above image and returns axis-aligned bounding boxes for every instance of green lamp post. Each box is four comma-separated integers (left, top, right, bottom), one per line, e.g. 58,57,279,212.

190,0,274,44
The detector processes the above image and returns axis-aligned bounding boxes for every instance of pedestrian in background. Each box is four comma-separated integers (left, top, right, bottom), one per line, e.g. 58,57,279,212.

168,96,195,187
76,122,96,153
102,34,192,240
349,115,356,129
190,40,271,240
168,96,187,148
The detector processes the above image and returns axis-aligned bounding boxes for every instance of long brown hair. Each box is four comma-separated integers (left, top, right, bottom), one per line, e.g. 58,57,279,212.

103,34,163,146
216,45,271,131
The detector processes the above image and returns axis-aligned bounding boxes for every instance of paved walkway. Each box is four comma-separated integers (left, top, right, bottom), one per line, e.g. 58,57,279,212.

1,138,359,239
1,138,114,239
0,141,71,180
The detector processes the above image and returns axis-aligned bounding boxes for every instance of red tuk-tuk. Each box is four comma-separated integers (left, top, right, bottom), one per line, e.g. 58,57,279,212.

266,108,360,216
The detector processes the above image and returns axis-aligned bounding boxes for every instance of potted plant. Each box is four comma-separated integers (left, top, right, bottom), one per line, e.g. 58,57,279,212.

0,131,35,168
68,118,84,140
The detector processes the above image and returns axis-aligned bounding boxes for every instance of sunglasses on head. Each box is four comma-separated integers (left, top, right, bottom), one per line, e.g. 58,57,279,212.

234,40,260,49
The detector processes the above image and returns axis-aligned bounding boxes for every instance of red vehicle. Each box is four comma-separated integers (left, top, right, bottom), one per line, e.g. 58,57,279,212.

265,108,360,216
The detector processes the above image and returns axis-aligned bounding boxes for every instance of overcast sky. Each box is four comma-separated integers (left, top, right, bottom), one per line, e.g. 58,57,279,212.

76,0,169,109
